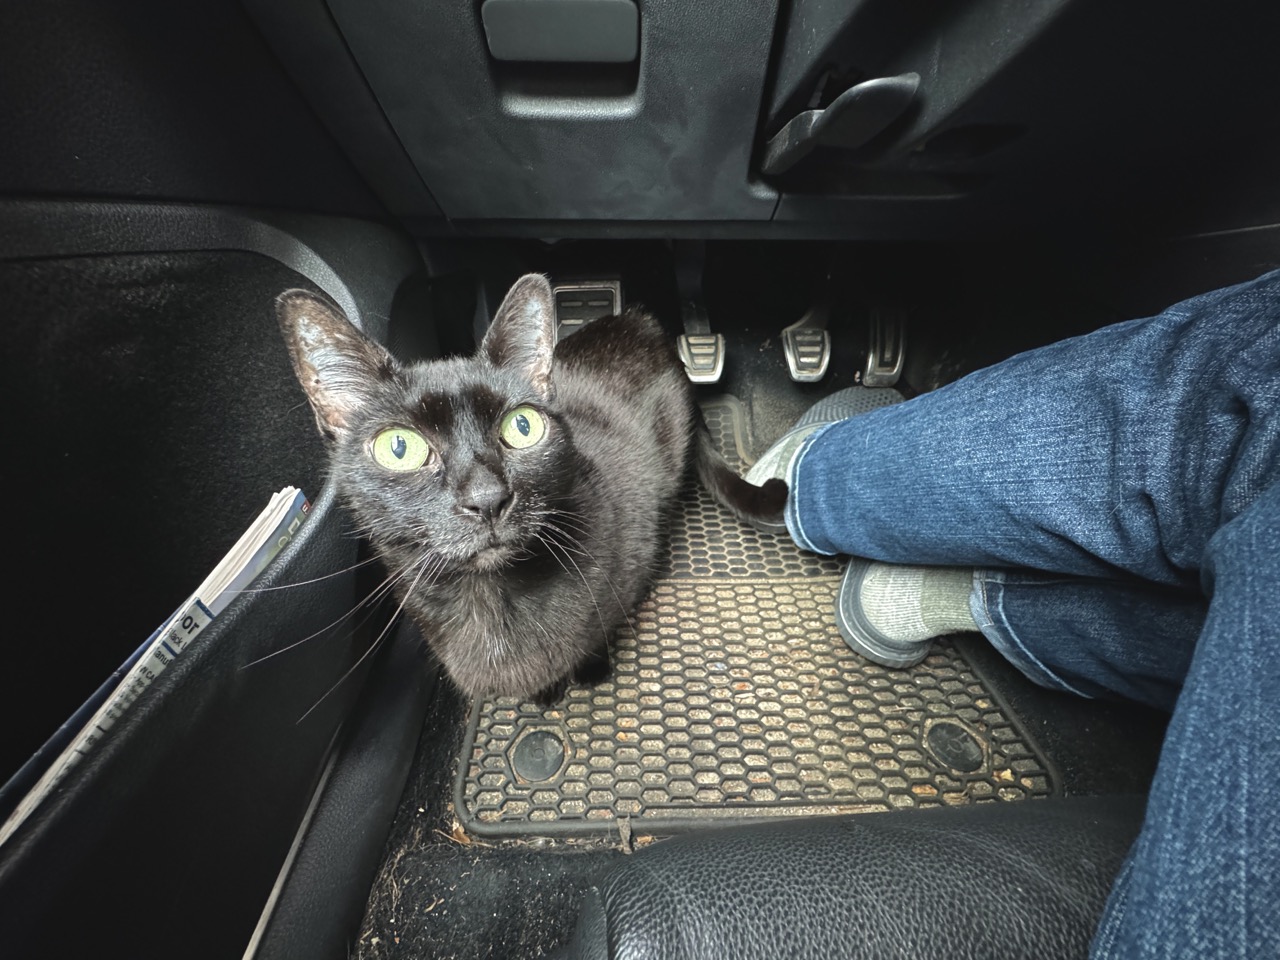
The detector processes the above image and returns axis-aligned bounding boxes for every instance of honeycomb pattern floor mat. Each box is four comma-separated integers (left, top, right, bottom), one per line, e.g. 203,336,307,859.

455,391,1057,837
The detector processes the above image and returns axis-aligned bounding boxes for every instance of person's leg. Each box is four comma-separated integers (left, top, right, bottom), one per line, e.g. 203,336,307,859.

1090,480,1280,957
970,570,1205,712
786,268,1280,587
830,557,1205,709
757,270,1280,954
772,268,1280,694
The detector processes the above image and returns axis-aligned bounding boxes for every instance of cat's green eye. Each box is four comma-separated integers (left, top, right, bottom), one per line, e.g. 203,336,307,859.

371,427,431,471
500,406,546,449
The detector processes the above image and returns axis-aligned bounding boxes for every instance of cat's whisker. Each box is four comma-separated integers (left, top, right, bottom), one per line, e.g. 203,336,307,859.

240,547,435,668
528,616,573,655
535,502,596,527
546,518,602,541
536,530,611,644
235,555,383,594
533,530,573,580
537,499,590,517
295,547,438,724
239,584,386,668
540,523,637,635
546,516,597,541
522,505,597,541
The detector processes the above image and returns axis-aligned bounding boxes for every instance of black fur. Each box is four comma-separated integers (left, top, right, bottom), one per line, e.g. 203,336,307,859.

278,274,785,702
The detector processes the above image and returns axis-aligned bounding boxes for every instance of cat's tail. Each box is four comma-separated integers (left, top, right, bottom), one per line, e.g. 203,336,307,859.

693,412,789,532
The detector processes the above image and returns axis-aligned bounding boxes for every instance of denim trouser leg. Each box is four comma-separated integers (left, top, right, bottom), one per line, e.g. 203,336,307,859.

1091,481,1280,958
970,572,1205,712
786,267,1280,696
783,268,1280,954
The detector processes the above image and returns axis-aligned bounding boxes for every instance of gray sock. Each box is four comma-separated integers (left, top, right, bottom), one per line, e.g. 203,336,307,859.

858,564,977,644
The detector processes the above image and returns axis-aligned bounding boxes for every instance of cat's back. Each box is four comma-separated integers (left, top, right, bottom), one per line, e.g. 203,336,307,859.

550,307,693,498
552,307,682,391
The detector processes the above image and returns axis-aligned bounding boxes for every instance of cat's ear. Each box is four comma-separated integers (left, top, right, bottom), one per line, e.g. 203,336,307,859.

481,273,555,401
276,289,397,440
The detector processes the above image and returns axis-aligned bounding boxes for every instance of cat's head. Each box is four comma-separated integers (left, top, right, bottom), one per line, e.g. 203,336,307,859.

277,274,574,572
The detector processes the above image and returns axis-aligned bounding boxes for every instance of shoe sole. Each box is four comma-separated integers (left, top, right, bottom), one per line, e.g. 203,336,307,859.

834,558,930,669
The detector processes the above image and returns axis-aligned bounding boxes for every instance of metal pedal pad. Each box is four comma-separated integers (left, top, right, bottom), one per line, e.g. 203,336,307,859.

672,240,725,384
551,279,622,340
677,333,726,384
863,307,905,387
781,307,831,382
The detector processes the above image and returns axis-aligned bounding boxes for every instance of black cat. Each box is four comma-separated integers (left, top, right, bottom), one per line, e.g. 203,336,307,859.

277,274,785,703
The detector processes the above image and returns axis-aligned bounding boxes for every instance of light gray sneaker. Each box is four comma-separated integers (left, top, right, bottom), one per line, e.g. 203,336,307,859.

835,559,933,668
746,386,903,486
744,387,903,533
742,417,825,534
836,559,978,669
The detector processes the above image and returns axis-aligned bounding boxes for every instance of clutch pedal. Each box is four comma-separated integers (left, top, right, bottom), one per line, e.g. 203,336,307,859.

552,279,622,340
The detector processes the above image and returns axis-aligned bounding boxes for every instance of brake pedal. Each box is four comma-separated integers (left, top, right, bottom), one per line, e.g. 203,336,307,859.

552,279,622,340
863,306,905,387
781,306,831,382
677,331,725,383
673,240,724,383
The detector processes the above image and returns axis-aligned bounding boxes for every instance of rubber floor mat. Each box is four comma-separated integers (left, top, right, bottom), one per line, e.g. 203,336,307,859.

455,391,1057,837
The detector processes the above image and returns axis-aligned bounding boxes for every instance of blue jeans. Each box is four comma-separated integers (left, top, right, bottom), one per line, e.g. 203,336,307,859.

785,269,1280,956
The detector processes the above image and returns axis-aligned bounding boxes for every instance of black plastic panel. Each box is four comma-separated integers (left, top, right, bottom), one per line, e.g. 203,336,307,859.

249,625,435,960
0,200,427,343
481,0,639,63
0,484,364,960
325,0,780,221
764,0,1068,139
0,250,329,791
0,0,382,214
762,0,1070,206
764,0,1280,238
240,0,445,222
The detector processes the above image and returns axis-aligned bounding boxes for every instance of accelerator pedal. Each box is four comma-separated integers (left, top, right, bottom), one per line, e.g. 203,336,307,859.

863,306,905,387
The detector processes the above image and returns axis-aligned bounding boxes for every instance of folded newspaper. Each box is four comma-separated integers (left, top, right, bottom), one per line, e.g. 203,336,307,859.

0,486,310,848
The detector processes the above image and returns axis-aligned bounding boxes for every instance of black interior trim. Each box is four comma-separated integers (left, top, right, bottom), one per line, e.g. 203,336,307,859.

240,0,447,224
247,625,437,960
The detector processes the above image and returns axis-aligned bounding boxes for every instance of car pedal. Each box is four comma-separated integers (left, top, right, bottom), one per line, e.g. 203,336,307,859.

863,307,905,387
781,306,830,382
673,240,724,383
677,332,726,383
552,279,622,340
